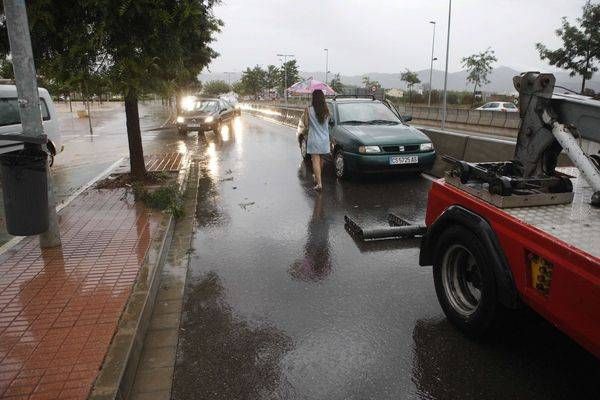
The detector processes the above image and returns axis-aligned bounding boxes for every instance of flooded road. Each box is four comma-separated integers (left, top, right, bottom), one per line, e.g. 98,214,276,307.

172,116,599,400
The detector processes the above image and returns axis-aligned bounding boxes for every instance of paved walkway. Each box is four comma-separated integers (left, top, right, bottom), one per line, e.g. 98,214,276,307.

0,188,161,399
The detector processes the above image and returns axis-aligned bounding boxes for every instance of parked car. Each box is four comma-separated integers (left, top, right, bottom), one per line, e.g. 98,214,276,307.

0,85,62,157
176,97,237,134
475,102,518,112
297,97,436,178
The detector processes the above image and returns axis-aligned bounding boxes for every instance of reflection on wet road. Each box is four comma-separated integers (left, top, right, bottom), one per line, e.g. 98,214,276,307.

173,116,599,400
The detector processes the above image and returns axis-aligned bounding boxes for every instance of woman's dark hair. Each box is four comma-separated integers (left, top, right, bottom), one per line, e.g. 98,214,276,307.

312,89,329,124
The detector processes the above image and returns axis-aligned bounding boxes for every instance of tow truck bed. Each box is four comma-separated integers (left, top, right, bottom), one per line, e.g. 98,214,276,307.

504,168,600,259
423,171,600,357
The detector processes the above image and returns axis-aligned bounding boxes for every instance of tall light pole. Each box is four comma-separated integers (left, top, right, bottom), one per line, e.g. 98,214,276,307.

428,21,436,107
277,53,294,107
324,48,329,84
224,72,234,86
441,0,452,130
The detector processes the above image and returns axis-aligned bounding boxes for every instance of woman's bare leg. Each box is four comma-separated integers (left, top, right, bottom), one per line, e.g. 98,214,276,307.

311,154,322,189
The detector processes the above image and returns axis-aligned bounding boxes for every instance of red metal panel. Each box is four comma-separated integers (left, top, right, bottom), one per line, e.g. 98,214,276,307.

425,179,600,358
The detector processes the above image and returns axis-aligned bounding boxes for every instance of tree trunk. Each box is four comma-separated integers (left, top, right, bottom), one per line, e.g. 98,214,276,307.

581,76,587,94
124,90,146,180
472,84,478,106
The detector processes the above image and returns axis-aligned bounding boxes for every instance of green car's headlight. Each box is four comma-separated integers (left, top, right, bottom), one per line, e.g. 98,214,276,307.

358,145,381,154
205,116,214,123
420,142,434,151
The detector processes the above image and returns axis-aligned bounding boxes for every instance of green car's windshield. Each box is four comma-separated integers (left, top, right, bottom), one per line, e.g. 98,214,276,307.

337,102,401,124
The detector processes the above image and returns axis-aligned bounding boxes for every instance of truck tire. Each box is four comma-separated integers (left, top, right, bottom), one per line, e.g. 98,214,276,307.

433,225,498,337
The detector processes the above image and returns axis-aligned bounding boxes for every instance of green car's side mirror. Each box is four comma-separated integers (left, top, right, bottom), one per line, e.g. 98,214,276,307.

402,115,413,122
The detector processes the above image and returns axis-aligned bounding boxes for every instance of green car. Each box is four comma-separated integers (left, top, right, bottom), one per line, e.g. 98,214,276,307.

297,97,436,178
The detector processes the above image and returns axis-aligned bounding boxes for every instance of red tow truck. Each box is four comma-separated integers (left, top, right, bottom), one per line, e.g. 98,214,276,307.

419,72,600,358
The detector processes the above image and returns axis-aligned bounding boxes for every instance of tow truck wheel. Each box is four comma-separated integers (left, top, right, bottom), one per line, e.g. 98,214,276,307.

433,225,497,337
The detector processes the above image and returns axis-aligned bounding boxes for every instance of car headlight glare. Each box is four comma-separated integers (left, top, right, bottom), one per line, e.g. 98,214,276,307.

359,145,381,154
205,116,214,123
176,116,185,123
420,142,434,151
181,96,196,111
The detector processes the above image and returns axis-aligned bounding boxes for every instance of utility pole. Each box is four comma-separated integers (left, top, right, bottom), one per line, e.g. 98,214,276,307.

3,0,61,247
277,53,294,107
324,48,329,85
224,72,234,86
441,0,452,131
428,21,436,107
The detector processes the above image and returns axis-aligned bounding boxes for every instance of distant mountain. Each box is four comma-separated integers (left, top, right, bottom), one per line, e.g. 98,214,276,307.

199,66,600,94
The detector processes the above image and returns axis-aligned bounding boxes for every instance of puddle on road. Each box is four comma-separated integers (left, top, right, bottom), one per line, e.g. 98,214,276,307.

173,271,292,400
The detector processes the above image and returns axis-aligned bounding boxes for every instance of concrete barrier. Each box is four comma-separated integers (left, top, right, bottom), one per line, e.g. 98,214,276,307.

419,128,471,177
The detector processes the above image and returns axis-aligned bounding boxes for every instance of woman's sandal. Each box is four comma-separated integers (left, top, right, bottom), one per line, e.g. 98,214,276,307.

314,184,322,192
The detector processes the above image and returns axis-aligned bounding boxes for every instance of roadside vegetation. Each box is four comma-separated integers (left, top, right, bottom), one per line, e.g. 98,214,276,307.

536,0,600,94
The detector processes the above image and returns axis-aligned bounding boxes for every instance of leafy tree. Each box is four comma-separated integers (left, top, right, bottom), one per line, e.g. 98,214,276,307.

0,57,13,79
362,76,381,90
100,0,221,179
329,73,344,93
239,66,266,98
461,48,497,105
203,80,231,96
264,64,280,90
0,0,221,180
278,60,300,93
400,68,421,104
231,80,245,95
536,1,600,93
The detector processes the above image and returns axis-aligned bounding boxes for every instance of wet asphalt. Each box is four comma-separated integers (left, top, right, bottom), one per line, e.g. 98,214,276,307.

172,115,599,400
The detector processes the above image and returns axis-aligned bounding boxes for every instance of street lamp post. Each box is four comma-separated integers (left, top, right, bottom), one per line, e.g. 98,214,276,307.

277,53,294,107
324,48,329,85
224,72,234,86
428,21,436,107
441,0,452,130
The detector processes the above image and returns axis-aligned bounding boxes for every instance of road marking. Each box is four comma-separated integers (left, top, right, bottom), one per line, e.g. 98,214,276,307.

0,157,126,256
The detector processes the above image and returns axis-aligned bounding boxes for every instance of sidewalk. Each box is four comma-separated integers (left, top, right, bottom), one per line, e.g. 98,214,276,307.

0,155,183,399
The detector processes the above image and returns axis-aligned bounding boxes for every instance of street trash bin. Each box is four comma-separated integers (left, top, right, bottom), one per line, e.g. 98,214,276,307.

0,149,49,235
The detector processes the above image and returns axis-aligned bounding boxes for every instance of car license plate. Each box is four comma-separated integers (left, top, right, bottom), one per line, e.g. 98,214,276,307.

390,155,418,165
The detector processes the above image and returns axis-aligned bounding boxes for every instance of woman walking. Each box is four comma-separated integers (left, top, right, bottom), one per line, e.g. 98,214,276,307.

301,89,330,191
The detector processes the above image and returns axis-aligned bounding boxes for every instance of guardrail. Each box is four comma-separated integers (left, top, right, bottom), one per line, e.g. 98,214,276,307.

396,104,520,138
242,103,304,128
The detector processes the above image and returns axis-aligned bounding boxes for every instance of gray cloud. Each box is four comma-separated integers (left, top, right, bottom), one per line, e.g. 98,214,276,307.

208,0,588,75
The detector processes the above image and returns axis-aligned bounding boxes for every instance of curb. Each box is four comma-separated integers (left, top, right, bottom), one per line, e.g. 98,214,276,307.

88,154,192,400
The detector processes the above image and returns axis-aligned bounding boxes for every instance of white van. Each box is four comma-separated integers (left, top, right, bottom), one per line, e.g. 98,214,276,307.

0,85,62,156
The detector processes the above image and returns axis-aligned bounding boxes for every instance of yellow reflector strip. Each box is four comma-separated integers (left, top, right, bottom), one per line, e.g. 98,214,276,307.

529,253,554,297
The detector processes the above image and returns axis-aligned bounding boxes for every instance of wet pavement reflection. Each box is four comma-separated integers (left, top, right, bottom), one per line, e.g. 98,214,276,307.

173,116,599,400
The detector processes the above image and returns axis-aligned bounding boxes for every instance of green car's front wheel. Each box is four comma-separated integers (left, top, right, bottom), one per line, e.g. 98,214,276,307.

334,150,350,179
300,136,310,162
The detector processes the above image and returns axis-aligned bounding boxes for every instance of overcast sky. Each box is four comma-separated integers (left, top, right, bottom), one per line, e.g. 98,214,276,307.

206,0,588,75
